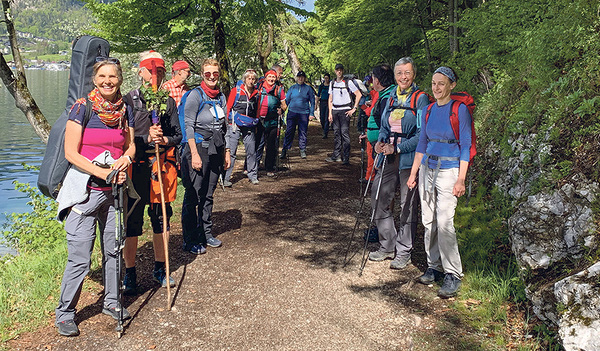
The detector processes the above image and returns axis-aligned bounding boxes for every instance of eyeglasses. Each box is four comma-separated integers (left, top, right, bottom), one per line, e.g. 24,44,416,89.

395,70,414,77
204,71,220,79
95,56,120,65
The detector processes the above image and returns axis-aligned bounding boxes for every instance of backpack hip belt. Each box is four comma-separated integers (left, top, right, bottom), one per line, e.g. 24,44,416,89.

423,153,460,200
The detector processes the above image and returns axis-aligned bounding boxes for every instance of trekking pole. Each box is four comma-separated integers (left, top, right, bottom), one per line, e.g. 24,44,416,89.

360,135,366,197
150,62,171,311
111,176,125,338
343,152,380,267
359,154,387,276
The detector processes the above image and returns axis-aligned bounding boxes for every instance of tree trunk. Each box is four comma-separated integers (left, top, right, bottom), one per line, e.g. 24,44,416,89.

208,0,231,95
257,24,273,74
1,1,50,144
283,39,301,77
416,1,433,74
448,0,459,54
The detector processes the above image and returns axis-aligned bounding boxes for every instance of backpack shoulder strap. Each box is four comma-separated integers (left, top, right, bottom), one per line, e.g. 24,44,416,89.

424,102,435,124
83,98,93,129
130,89,144,111
410,90,423,111
449,100,461,140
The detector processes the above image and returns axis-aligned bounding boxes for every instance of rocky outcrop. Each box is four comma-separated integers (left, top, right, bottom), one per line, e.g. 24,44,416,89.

506,173,599,350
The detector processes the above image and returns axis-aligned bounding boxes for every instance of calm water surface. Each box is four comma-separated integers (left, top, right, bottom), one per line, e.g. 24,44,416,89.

0,70,68,255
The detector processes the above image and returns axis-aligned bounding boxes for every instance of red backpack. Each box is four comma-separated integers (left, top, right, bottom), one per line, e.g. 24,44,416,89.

424,91,476,164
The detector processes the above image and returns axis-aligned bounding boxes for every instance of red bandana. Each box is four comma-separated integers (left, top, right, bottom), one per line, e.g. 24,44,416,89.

201,81,220,99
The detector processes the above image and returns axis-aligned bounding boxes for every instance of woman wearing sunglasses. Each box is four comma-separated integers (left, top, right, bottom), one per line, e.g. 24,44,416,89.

180,58,231,254
121,50,182,295
54,58,136,336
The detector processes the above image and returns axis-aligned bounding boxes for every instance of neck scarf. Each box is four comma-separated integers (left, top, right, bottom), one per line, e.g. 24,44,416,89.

86,88,126,128
201,81,220,99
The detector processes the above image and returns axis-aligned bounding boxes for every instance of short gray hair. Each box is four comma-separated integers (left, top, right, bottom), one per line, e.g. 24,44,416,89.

394,57,416,76
242,69,258,82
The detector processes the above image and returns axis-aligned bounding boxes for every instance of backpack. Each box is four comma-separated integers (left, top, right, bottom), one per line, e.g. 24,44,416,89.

424,91,477,164
178,87,227,144
37,36,110,199
257,82,284,128
331,77,368,109
366,86,394,142
230,80,259,127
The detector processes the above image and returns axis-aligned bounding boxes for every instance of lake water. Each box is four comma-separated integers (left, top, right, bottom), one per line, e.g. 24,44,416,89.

0,70,69,255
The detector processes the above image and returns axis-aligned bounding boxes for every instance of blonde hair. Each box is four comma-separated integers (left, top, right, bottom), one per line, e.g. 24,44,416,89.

202,58,220,73
93,60,123,85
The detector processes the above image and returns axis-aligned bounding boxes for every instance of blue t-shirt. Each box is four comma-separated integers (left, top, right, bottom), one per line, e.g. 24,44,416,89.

416,101,471,169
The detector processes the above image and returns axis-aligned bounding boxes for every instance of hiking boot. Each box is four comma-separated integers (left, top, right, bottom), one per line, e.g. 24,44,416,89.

56,320,79,337
123,272,137,296
153,267,176,288
325,156,340,162
390,256,411,270
183,243,206,255
438,274,462,298
417,268,444,285
280,149,287,159
206,236,222,248
300,149,307,159
368,250,395,261
250,178,259,185
102,306,131,320
223,180,233,187
342,160,350,165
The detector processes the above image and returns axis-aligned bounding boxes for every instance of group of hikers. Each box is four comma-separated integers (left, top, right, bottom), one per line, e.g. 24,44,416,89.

52,49,473,337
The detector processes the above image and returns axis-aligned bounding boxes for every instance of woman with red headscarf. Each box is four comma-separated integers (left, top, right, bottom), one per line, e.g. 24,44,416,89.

256,69,287,176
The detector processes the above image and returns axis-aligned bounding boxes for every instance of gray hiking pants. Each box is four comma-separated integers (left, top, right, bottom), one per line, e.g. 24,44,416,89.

371,156,419,259
55,189,119,323
225,125,257,182
331,109,350,162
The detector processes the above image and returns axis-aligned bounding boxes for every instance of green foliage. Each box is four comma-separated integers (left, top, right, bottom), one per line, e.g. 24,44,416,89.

2,166,64,254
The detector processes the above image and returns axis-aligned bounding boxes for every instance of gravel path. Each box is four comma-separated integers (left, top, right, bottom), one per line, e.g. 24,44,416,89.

8,121,482,351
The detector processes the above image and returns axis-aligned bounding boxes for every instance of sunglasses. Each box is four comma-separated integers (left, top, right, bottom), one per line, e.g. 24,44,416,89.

204,71,220,79
96,56,120,65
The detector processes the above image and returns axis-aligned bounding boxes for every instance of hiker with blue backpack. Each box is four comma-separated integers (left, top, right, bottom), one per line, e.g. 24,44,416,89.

223,69,260,186
280,70,315,160
407,66,474,298
122,51,181,294
367,58,430,271
180,58,231,254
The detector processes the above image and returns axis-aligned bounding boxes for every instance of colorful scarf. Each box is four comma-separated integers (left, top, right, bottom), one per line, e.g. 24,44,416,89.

73,88,126,128
201,81,220,99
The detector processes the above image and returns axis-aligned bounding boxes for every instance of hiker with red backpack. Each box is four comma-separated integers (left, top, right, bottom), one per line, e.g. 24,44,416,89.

407,66,475,298
367,58,431,271
223,69,260,186
255,69,287,176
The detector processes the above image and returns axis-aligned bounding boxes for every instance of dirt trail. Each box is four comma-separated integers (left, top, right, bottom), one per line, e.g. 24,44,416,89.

8,121,482,351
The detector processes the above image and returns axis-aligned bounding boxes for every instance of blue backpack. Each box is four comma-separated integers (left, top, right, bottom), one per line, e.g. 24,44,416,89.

229,80,259,127
178,87,226,144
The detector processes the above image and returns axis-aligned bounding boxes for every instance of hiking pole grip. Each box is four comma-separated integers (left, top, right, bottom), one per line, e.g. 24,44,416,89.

152,110,171,311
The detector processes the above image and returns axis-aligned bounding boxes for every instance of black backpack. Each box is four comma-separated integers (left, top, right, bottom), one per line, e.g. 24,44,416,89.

37,36,110,199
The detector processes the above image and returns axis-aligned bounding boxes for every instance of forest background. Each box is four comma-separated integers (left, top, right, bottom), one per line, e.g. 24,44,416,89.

1,0,600,350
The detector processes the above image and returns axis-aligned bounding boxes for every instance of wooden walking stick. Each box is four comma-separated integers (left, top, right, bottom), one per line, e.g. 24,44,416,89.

150,61,172,310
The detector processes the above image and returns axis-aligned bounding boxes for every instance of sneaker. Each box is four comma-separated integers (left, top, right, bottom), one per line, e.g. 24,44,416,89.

206,236,222,248
389,256,411,270
322,135,328,139
417,268,445,285
102,306,131,320
183,243,206,255
223,180,233,187
153,267,176,288
342,160,350,165
56,320,79,337
250,179,259,185
368,250,395,261
280,149,287,159
266,172,275,177
300,149,307,159
438,274,462,298
325,156,340,162
243,170,248,175
123,272,137,296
